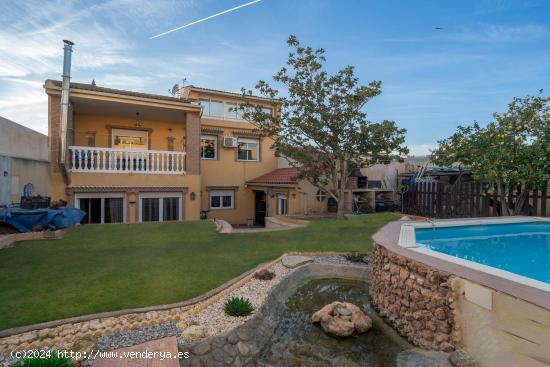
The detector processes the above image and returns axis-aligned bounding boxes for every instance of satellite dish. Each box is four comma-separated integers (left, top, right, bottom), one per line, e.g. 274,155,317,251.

168,84,179,96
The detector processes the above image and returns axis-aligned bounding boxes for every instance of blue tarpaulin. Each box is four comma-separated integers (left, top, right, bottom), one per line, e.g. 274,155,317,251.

0,207,85,233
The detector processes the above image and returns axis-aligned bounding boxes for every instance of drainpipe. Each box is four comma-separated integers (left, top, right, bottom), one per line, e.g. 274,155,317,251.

59,40,74,168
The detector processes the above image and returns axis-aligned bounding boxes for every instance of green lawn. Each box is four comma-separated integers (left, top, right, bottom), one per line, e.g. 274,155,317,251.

0,213,397,330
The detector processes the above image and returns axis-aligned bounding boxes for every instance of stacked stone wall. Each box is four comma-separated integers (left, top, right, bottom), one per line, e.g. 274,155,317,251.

370,244,460,352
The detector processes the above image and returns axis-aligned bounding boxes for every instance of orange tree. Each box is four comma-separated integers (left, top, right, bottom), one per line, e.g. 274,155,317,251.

432,93,549,215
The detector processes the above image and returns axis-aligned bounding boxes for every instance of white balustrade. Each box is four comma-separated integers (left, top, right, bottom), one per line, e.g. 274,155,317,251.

68,146,186,174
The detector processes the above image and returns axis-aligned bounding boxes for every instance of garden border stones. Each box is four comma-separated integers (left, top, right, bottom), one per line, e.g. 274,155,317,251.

0,229,69,249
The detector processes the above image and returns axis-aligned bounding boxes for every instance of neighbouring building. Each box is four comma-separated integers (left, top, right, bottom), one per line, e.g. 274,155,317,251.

0,116,50,206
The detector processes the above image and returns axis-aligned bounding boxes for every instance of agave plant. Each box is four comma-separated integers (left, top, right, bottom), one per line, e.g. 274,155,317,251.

224,296,254,317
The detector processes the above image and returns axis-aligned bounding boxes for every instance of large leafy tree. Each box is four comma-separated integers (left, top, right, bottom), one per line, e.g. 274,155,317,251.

240,36,408,219
431,93,549,215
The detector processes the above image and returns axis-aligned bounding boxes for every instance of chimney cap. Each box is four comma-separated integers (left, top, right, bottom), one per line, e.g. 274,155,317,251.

63,40,74,46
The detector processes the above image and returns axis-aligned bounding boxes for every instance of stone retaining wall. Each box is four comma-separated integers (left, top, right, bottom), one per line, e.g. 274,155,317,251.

369,244,460,352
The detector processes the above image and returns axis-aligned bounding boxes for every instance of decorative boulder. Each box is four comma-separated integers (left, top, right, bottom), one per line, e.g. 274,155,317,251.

311,302,372,337
180,325,208,340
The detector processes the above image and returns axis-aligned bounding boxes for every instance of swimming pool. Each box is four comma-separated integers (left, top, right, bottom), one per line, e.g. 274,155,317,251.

415,221,550,283
374,218,550,366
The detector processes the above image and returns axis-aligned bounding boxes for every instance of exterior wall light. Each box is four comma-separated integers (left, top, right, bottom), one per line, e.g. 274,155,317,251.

190,192,196,200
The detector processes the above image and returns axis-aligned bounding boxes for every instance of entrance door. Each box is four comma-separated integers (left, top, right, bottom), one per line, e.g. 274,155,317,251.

255,191,267,226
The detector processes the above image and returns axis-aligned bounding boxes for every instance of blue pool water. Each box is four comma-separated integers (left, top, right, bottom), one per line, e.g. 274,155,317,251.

415,222,550,283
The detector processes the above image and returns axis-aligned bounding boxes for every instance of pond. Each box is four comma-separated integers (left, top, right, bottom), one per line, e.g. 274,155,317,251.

252,278,412,367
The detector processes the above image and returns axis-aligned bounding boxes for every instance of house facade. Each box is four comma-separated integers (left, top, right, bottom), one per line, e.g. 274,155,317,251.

44,78,297,225
44,76,408,224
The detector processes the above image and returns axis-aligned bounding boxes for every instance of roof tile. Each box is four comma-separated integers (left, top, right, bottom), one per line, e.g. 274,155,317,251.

247,168,300,185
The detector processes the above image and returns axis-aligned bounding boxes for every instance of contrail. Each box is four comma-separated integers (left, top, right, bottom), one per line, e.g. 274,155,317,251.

150,0,262,39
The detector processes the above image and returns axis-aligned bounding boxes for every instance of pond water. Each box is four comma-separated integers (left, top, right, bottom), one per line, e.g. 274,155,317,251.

252,278,413,367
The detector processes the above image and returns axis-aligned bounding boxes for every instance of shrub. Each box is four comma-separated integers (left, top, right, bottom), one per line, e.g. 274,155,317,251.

224,297,254,317
13,354,74,367
253,269,275,281
345,252,369,263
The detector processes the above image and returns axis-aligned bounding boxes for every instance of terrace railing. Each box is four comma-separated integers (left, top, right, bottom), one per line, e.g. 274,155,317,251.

68,146,186,174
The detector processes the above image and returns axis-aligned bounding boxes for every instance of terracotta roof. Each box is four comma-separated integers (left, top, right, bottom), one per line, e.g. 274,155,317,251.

45,80,193,104
247,168,300,185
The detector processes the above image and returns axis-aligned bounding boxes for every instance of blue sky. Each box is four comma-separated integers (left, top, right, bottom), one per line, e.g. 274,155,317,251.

0,0,548,155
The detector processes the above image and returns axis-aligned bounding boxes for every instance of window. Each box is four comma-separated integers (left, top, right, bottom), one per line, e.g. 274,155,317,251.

200,135,217,159
236,106,247,120
141,198,159,222
209,190,234,210
201,99,224,118
199,98,259,121
210,101,224,117
261,107,273,116
277,194,288,215
76,194,126,224
199,99,210,116
225,103,238,120
104,198,124,223
316,189,327,202
139,193,182,222
163,197,180,221
112,129,148,150
237,138,259,161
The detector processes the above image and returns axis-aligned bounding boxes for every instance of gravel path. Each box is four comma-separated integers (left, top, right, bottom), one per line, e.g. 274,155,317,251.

177,262,292,339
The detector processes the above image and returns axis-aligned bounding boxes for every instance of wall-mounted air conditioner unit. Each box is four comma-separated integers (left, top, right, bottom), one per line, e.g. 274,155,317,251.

223,136,238,148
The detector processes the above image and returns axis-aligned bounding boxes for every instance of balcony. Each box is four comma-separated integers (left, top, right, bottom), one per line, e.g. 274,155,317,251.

68,146,186,174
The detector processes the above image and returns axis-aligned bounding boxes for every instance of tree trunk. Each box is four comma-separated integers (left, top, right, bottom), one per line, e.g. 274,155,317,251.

335,158,348,220
513,190,528,216
336,192,346,219
499,184,511,216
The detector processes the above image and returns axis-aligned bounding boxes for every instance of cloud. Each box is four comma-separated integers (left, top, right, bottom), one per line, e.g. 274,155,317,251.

457,24,547,43
0,1,136,78
0,0,190,130
0,78,47,133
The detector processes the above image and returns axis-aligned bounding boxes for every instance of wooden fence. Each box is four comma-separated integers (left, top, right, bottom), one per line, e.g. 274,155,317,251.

401,181,549,218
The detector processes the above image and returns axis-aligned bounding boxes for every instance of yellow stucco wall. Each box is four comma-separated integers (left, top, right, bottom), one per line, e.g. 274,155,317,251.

73,114,186,152
48,111,201,222
47,85,285,224
200,119,278,224
69,172,201,222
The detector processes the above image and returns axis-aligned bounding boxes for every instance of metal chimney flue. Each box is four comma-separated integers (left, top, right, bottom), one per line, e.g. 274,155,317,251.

59,39,74,166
